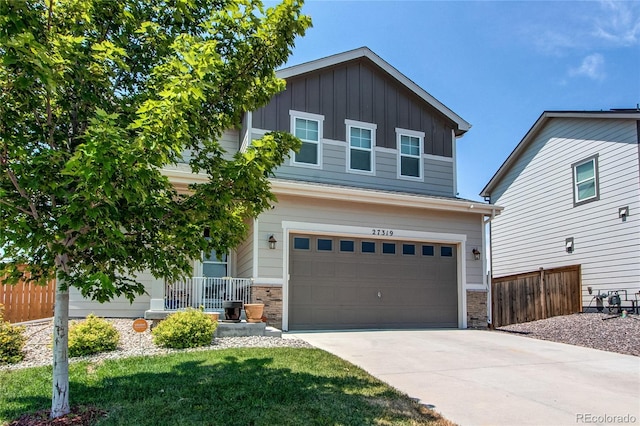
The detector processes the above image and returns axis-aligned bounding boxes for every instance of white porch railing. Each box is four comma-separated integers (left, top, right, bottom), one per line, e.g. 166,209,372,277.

164,277,252,311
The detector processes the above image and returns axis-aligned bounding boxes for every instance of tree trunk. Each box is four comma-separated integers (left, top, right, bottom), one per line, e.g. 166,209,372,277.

51,269,70,418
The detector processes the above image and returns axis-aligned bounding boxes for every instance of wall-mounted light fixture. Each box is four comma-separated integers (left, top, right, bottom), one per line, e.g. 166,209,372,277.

472,248,481,261
565,237,574,254
619,206,629,222
268,235,277,250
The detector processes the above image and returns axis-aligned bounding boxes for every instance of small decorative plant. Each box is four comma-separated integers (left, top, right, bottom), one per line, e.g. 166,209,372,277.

68,314,120,357
0,303,27,364
152,308,217,349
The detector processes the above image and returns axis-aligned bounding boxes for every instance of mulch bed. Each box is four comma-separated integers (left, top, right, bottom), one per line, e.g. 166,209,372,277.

7,406,106,426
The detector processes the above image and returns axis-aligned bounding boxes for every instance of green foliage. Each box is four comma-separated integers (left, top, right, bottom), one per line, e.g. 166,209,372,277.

68,314,119,357
152,308,217,349
0,306,26,364
0,0,310,300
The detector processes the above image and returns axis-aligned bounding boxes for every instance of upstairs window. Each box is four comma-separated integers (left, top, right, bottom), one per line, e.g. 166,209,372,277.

290,111,324,167
572,155,599,206
346,120,376,174
396,129,424,180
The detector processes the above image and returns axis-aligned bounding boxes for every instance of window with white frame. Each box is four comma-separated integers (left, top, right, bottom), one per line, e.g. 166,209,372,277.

572,155,599,206
396,129,424,179
290,111,323,167
346,120,376,173
202,250,228,277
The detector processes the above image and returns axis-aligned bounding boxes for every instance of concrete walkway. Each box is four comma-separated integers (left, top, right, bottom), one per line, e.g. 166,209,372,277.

286,329,640,426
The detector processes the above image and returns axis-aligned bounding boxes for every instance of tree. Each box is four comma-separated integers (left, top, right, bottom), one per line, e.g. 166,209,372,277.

0,0,310,418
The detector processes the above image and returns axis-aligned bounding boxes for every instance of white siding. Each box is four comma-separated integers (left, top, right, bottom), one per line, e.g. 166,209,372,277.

490,118,640,308
69,271,155,318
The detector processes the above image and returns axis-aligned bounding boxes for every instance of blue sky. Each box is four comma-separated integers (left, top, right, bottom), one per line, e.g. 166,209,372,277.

281,0,640,201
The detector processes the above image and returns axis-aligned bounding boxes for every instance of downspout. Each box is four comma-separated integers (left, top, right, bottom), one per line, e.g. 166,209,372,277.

483,207,497,327
452,129,458,196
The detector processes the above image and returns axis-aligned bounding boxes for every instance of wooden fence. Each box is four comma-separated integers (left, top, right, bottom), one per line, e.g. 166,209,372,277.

0,278,56,324
491,265,581,328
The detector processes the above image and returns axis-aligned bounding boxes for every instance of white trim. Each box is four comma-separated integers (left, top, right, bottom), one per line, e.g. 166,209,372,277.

252,277,283,286
280,220,468,331
252,218,259,279
396,128,425,182
271,178,502,216
345,119,377,176
466,283,486,291
276,47,471,134
289,110,324,169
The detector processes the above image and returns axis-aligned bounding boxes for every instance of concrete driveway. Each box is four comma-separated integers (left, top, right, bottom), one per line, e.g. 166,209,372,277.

286,329,640,426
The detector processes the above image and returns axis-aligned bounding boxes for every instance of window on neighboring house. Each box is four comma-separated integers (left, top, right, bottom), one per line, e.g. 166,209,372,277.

290,111,323,167
346,120,376,173
572,155,599,206
396,129,424,179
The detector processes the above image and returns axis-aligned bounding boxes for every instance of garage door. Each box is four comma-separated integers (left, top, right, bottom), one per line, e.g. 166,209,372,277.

288,234,458,330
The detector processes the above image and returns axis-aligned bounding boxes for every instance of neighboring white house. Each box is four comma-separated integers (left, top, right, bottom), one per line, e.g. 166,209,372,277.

70,47,501,330
481,110,640,313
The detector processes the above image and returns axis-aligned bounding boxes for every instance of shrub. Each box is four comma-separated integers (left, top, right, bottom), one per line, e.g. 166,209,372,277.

152,308,217,349
68,314,120,357
0,304,27,365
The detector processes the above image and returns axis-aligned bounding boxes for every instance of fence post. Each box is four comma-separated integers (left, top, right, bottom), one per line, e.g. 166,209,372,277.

539,267,546,319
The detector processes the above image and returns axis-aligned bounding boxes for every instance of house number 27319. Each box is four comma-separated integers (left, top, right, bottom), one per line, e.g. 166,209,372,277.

372,229,394,236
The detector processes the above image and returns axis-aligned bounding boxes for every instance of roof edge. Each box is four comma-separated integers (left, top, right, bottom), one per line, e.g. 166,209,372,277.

480,110,640,198
277,47,471,135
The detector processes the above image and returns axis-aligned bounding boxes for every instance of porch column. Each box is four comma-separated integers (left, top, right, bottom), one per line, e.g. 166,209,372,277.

149,277,165,311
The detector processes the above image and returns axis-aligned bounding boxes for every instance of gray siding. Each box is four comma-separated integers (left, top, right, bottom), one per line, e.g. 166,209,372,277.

273,143,454,196
490,118,640,308
180,129,240,163
253,58,455,156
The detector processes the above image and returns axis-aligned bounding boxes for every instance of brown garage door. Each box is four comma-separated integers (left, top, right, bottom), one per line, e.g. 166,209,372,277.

289,234,458,330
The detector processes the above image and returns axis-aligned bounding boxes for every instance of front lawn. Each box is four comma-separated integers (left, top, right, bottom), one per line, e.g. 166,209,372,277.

0,347,453,425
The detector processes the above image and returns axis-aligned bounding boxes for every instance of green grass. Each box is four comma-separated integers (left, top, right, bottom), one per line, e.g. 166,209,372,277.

0,348,452,425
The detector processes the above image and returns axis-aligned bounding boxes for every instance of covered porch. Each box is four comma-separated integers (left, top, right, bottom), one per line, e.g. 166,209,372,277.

146,277,253,318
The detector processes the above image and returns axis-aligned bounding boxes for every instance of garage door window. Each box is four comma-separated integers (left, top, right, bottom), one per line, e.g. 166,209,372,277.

317,238,333,251
382,242,396,254
340,240,355,252
402,244,415,255
441,246,453,257
422,245,434,256
362,241,376,253
293,237,310,250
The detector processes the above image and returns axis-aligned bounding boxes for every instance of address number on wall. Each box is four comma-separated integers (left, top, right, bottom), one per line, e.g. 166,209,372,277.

372,229,394,236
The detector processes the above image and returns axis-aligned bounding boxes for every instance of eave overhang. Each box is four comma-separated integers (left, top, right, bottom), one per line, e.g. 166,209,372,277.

480,110,640,199
277,47,471,137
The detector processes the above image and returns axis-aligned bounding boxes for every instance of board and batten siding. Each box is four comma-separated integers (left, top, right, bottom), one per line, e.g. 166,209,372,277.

255,194,484,287
253,58,454,156
271,142,454,197
490,117,640,308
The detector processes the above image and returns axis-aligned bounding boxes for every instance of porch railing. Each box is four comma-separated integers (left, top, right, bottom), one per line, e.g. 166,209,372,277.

164,277,252,311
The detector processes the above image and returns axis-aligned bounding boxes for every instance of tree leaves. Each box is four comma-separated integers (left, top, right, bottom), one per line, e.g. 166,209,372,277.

0,0,310,300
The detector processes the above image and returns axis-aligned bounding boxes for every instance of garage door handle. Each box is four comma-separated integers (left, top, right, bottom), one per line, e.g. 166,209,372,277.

377,291,381,298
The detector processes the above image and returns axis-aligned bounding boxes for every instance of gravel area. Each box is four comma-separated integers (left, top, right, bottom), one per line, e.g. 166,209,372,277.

3,313,637,371
0,318,313,371
497,312,640,356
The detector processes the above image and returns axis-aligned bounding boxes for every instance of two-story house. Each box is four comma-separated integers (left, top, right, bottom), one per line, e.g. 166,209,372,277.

70,47,500,330
481,110,640,314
